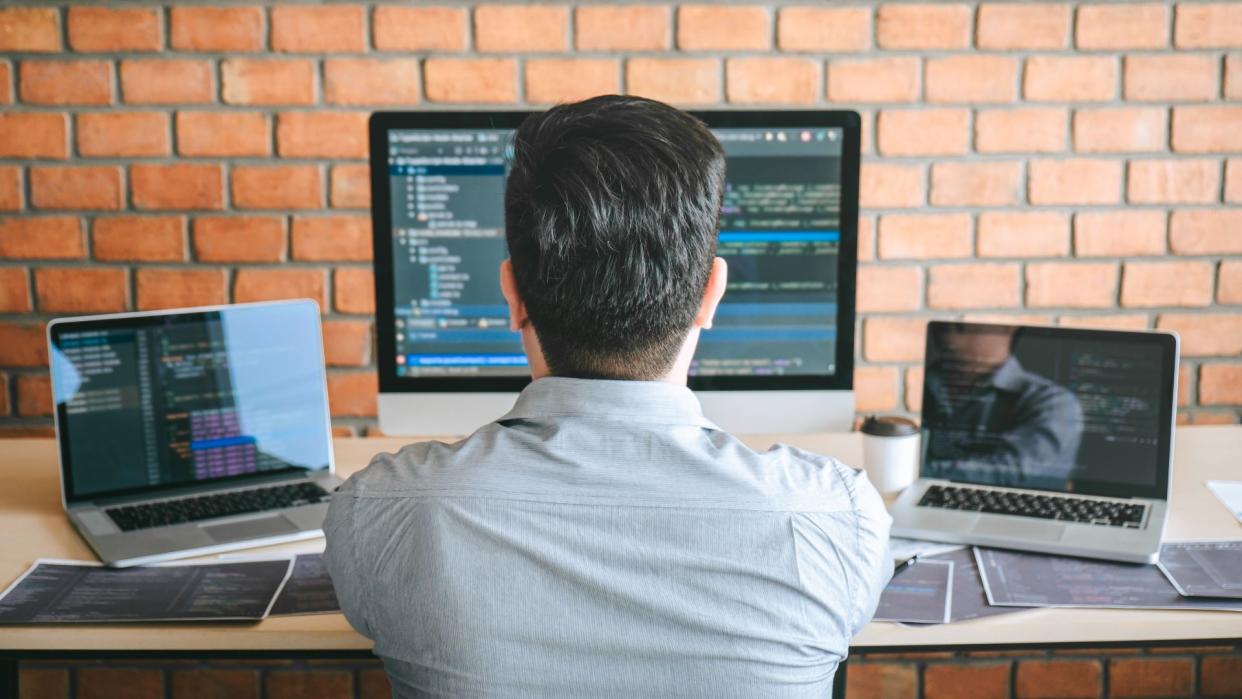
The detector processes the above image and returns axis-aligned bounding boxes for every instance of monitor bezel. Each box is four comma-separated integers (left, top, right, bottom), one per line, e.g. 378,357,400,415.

369,109,860,394
918,320,1180,501
48,299,335,505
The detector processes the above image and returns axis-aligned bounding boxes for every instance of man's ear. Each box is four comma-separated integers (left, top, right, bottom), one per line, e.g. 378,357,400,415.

694,257,728,330
499,260,529,332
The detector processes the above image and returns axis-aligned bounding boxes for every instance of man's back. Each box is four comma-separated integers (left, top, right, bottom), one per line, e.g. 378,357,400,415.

325,378,892,698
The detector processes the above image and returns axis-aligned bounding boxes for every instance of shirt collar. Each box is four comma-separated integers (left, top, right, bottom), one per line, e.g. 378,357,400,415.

499,376,719,429
988,356,1027,392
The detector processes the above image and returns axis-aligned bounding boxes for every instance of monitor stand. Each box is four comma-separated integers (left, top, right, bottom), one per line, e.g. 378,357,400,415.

378,389,855,437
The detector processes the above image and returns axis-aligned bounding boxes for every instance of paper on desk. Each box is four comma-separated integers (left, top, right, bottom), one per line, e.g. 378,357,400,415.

889,537,965,563
217,551,339,616
1206,481,1242,524
976,548,1242,613
874,558,953,624
0,557,294,623
928,548,1033,623
1158,541,1242,599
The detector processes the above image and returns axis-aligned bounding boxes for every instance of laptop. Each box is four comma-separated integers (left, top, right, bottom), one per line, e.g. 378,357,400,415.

890,321,1179,564
48,300,341,567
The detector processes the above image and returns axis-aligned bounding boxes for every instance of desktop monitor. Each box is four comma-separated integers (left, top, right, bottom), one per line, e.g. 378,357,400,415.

369,110,860,435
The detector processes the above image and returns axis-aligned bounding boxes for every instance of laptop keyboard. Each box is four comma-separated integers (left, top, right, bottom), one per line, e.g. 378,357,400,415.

917,484,1145,528
105,482,331,532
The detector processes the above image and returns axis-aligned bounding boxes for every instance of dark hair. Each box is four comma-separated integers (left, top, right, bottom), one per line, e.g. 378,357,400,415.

504,95,726,380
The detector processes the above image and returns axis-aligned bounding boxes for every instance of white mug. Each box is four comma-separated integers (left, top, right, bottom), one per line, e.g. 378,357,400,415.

860,415,920,496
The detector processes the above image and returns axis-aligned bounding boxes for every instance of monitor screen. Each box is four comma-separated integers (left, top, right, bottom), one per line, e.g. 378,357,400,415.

919,322,1177,500
50,301,333,502
371,111,859,393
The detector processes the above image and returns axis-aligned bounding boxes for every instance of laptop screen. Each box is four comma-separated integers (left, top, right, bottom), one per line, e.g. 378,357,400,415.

50,301,333,503
920,322,1178,500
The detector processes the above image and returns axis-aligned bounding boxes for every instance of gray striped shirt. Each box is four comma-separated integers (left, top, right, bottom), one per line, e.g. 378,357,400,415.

324,377,892,698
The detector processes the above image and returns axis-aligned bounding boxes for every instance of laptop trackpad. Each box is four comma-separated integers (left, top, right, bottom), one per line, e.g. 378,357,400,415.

202,515,298,542
971,517,1066,542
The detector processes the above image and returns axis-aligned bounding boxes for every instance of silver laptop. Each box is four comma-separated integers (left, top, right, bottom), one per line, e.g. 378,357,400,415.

890,321,1179,564
48,300,342,567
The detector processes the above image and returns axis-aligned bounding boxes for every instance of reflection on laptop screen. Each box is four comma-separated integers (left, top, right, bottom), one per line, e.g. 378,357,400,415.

51,302,331,501
921,323,1169,493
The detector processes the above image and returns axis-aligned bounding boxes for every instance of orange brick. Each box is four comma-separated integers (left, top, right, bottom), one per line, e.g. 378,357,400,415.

1176,3,1242,48
17,374,52,417
35,267,127,313
277,112,368,159
1173,106,1242,153
20,60,111,105
325,58,420,106
170,670,259,699
1028,159,1122,205
776,7,869,52
1227,54,1242,100
323,319,372,367
864,317,927,362
876,4,971,50
928,264,1020,310
327,372,378,417
977,3,1070,49
0,217,83,260
1076,4,1168,50
291,216,371,262
677,5,769,51
177,111,269,157
1109,658,1192,698
1157,314,1242,357
1124,55,1218,101
1170,210,1242,254
1188,411,1239,425
1073,107,1165,153
726,58,818,105
222,59,316,106
68,7,160,52
860,163,923,209
135,268,227,311
1222,261,1242,304
0,167,18,211
878,214,971,260
0,322,48,367
975,108,1065,153
1128,159,1219,204
30,166,122,211
1025,56,1116,102
878,109,969,156
0,268,30,312
0,8,60,52
855,366,900,412
1015,660,1101,699
234,268,326,306
626,58,720,105
846,663,918,699
132,164,223,211
193,216,286,263
373,7,467,52
94,216,185,262
424,58,517,104
924,663,1010,699
0,62,10,104
857,266,922,313
119,59,212,105
357,669,391,699
1202,656,1242,696
1027,262,1117,308
77,112,169,158
575,6,668,51
930,162,1020,206
1201,364,1242,405
826,57,919,104
1121,261,1214,308
526,59,619,104
476,5,567,52
0,113,67,159
857,217,874,262
330,165,370,209
334,267,374,314
1074,211,1167,257
1228,159,1242,204
232,165,323,210
271,6,365,53
978,212,1069,258
926,56,1018,104
170,7,264,52
1059,314,1150,330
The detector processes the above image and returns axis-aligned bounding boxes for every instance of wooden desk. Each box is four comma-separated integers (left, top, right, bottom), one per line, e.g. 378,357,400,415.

3,427,1241,690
